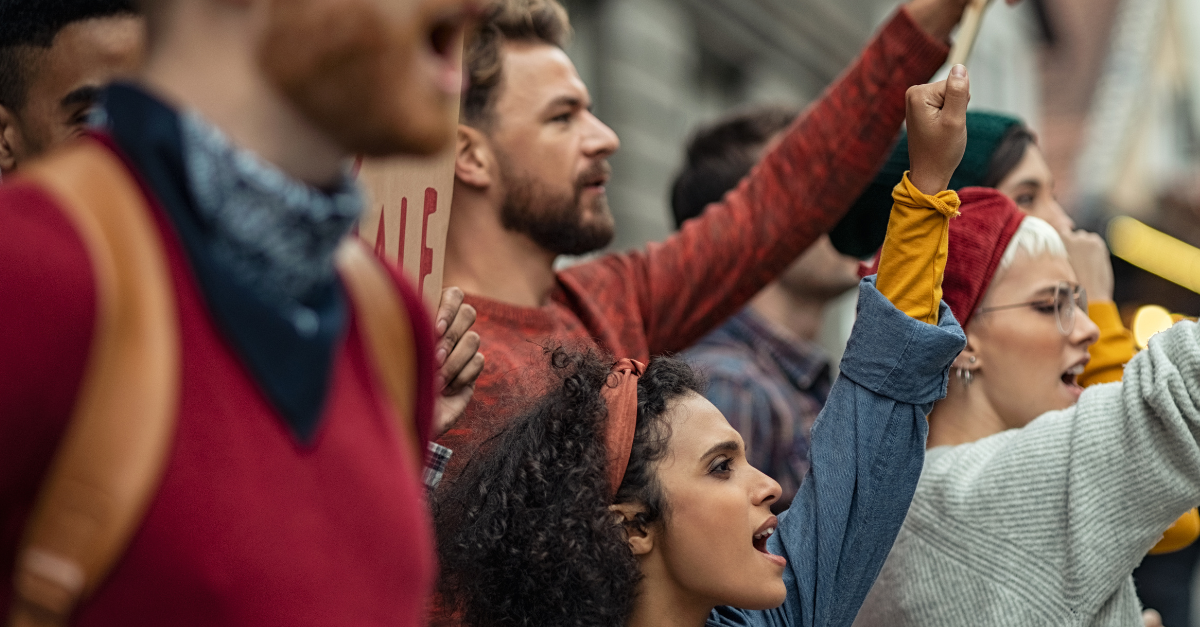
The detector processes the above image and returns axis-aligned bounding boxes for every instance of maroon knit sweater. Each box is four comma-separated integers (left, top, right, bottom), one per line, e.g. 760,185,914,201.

438,8,950,476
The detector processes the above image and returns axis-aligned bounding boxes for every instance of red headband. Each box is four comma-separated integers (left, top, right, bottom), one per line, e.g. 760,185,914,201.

602,358,645,499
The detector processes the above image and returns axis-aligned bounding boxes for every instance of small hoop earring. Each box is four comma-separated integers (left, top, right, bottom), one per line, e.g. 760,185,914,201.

957,367,974,387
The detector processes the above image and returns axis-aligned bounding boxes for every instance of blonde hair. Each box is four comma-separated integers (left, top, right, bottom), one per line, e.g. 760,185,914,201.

998,216,1067,272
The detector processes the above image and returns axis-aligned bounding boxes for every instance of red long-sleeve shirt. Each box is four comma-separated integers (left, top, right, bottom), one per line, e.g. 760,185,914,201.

438,8,949,475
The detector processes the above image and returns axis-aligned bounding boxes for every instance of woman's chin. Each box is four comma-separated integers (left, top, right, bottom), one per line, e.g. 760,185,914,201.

728,579,788,611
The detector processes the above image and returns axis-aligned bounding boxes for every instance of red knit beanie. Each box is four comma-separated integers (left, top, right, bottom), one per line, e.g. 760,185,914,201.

943,187,1026,330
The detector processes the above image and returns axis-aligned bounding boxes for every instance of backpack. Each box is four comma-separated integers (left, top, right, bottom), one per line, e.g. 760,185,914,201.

7,141,423,627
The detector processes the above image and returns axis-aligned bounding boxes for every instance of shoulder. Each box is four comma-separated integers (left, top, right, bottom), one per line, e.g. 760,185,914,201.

0,179,97,332
0,178,97,468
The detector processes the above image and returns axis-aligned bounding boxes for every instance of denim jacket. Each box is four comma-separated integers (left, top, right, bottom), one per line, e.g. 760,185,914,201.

709,276,965,627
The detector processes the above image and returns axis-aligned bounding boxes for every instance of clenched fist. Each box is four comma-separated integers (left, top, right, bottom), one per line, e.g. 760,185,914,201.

906,64,970,196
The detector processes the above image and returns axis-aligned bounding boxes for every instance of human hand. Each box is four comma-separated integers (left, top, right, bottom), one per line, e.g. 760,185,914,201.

1142,609,1163,627
432,286,484,435
906,65,970,196
1059,229,1115,303
906,0,1023,43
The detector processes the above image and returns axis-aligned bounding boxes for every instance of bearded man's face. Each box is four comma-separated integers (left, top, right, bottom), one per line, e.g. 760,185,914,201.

484,41,620,255
496,146,614,256
257,0,475,157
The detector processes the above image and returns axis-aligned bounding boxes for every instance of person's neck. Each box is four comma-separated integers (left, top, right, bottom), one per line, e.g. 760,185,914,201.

748,282,829,342
626,575,714,627
137,7,345,188
926,382,1009,448
443,182,558,307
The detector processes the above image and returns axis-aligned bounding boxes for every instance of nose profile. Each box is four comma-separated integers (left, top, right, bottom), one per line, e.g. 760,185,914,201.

752,466,782,507
1073,303,1101,347
583,111,620,159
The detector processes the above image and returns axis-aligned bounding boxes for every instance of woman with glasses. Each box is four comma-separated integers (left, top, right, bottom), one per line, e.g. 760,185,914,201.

852,188,1200,627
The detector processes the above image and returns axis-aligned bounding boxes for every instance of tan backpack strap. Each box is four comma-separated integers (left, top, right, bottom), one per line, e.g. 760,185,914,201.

9,143,180,627
335,239,423,474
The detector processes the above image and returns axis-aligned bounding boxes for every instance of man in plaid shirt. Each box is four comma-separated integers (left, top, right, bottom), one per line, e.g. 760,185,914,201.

672,106,862,511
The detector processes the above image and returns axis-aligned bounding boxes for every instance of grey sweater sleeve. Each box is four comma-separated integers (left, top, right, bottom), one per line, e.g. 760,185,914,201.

901,320,1200,617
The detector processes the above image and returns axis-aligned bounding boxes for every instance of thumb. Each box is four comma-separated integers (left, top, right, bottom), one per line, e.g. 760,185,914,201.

943,64,971,118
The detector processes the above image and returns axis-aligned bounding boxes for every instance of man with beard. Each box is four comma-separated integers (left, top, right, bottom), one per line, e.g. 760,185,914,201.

0,0,145,179
0,0,478,624
437,0,1000,475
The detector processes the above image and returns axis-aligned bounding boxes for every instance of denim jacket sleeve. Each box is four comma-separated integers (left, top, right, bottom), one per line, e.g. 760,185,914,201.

708,276,965,627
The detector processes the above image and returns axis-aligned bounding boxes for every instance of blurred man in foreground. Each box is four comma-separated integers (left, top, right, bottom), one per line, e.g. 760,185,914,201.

0,0,478,623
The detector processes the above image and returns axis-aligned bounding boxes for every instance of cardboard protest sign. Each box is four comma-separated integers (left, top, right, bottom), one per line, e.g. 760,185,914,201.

357,145,457,310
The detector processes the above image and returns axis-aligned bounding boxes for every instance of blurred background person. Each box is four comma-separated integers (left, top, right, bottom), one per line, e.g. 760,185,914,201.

0,0,144,178
670,105,862,512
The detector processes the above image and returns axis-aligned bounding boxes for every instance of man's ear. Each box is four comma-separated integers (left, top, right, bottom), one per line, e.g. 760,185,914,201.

455,124,494,190
0,104,22,175
610,502,655,556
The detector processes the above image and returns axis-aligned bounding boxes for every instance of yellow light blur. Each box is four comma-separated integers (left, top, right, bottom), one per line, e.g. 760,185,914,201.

1108,216,1200,295
1132,305,1174,350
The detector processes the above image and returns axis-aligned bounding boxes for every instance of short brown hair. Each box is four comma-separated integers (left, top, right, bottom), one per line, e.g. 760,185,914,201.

461,0,570,127
670,105,799,229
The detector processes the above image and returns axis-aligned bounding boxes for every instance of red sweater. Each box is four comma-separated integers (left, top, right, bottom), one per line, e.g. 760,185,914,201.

0,140,437,625
438,8,949,473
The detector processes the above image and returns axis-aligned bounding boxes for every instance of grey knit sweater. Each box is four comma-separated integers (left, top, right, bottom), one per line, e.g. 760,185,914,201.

853,320,1200,627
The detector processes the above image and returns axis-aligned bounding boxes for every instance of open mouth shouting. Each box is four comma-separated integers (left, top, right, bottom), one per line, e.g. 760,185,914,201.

1060,360,1087,400
753,516,787,568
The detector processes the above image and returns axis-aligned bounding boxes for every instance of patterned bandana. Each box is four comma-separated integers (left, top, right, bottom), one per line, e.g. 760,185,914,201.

179,111,363,305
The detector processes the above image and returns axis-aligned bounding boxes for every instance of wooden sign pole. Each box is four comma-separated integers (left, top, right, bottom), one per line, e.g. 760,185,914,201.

947,0,995,67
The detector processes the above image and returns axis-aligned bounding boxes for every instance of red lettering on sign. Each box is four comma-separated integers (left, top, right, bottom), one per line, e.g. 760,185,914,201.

419,188,437,297
374,206,387,261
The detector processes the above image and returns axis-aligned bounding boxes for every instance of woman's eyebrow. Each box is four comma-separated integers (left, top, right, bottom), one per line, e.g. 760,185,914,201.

700,440,741,459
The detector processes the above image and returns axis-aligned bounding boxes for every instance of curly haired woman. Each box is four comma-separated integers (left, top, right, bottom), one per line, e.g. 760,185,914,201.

431,68,972,627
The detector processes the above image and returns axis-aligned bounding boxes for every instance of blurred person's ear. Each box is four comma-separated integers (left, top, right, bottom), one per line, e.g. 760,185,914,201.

610,502,655,556
0,105,20,174
952,336,982,374
454,124,494,189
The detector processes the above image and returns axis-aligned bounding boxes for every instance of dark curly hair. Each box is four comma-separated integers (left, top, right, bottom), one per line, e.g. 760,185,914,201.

433,349,704,627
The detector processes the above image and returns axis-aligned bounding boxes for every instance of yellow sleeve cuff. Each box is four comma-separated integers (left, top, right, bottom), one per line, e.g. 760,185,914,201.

1079,301,1135,387
875,172,961,325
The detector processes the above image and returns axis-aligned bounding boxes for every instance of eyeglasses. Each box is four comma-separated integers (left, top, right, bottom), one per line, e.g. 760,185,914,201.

975,282,1088,336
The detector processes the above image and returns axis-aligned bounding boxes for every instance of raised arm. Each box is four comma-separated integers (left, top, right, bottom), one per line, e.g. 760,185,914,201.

708,72,971,627
561,6,950,356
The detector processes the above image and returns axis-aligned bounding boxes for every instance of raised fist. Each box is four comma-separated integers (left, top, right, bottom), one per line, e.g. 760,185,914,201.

906,64,970,196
